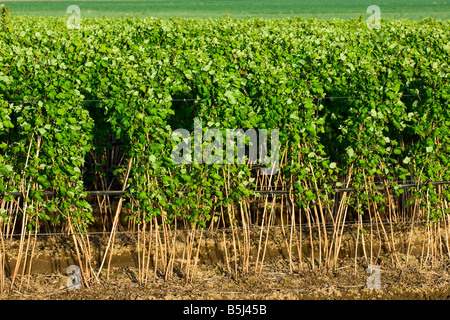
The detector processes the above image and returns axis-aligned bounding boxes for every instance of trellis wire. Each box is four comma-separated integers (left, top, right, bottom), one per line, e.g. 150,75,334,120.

1,179,449,197
4,91,423,105
0,217,430,238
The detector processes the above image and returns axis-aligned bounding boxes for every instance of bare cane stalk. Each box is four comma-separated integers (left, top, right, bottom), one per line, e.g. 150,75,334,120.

96,157,132,279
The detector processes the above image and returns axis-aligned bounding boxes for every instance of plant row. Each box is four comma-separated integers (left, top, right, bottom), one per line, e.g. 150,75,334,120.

0,15,449,232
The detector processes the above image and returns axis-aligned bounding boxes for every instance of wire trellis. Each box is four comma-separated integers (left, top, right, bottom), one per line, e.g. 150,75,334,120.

1,217,429,238
4,91,424,105
1,179,449,198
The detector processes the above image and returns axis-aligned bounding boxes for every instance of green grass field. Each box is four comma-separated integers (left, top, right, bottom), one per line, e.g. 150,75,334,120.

1,0,449,19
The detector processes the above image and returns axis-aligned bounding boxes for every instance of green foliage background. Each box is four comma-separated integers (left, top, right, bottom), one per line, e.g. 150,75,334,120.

3,0,449,20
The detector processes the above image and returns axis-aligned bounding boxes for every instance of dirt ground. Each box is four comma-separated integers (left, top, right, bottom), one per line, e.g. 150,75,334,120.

1,225,450,300
1,256,450,300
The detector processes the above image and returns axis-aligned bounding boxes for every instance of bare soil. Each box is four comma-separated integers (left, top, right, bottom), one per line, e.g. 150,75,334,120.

1,257,450,300
0,225,449,300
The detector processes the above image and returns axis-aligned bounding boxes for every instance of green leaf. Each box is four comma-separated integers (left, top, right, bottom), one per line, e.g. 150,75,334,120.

289,112,299,121
346,147,355,158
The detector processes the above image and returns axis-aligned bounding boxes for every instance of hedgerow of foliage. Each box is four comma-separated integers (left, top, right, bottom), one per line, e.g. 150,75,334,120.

0,16,449,231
